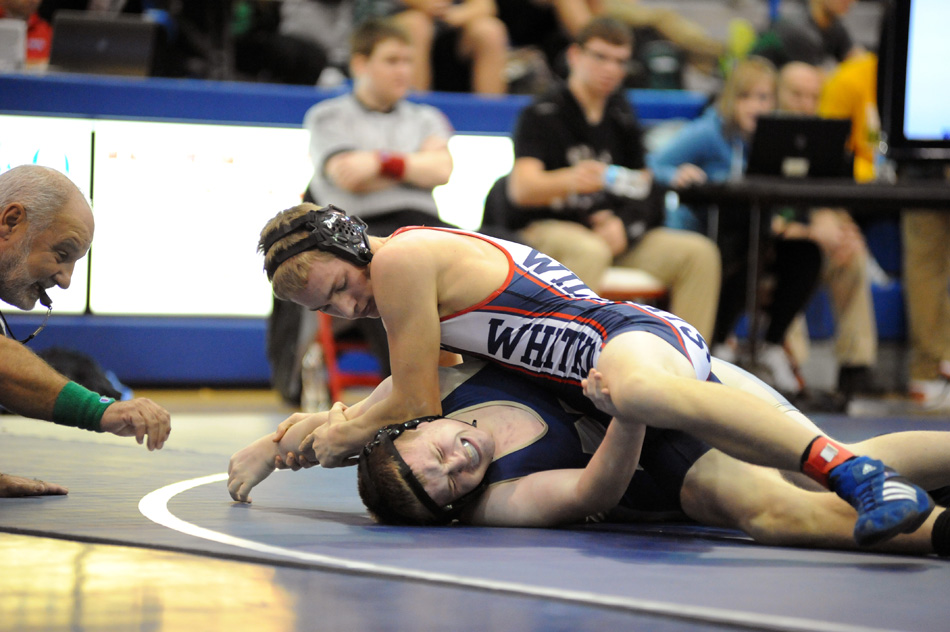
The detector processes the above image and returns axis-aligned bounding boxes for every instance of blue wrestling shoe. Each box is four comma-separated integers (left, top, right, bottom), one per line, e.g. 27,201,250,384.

829,456,935,547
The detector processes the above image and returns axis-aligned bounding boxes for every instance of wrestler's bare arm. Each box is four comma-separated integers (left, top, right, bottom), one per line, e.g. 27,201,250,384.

471,424,645,527
227,410,334,502
227,377,398,501
470,371,645,527
276,379,395,469
297,230,512,466
298,242,446,467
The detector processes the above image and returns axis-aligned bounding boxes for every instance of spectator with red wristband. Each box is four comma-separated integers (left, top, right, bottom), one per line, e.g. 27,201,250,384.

0,165,171,498
302,17,461,377
304,18,455,225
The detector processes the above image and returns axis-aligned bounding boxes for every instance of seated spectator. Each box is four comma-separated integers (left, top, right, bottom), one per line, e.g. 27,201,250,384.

603,0,725,84
498,0,724,91
355,0,507,94
776,60,823,114
231,0,342,86
648,56,823,396
901,167,950,411
490,16,721,341
301,18,458,376
1,0,52,68
275,0,355,85
819,51,881,183
776,60,880,399
750,0,861,70
497,0,589,77
832,9,950,411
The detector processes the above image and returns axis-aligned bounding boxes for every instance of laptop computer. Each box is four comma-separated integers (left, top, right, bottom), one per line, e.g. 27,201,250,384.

747,115,853,178
48,10,162,78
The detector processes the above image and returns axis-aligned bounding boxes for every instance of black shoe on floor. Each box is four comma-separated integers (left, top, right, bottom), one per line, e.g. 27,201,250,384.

789,388,850,414
838,366,885,398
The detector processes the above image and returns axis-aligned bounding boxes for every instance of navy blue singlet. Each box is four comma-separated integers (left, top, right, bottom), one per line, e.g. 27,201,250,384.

440,363,711,515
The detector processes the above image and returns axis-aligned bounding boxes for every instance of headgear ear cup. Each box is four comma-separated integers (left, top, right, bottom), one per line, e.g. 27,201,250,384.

262,204,373,279
312,205,374,266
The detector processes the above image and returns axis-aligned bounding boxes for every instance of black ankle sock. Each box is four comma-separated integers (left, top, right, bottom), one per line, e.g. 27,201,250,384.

931,510,950,556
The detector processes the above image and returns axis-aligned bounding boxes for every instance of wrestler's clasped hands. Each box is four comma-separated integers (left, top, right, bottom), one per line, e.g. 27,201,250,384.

295,402,357,468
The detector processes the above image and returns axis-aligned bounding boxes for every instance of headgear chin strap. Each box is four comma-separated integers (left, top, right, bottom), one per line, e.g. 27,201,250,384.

262,204,373,279
359,416,489,525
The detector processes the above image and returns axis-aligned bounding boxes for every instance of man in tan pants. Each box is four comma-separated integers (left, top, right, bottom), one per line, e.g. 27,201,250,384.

492,17,720,340
903,205,950,411
776,60,880,397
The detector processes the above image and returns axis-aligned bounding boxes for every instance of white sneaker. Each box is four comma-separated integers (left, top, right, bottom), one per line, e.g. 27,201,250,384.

909,377,950,411
757,342,803,394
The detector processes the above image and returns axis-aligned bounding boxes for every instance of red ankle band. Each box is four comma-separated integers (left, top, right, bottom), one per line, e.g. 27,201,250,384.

801,436,854,488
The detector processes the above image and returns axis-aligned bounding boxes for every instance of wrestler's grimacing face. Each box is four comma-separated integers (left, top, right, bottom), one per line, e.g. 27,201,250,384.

397,418,495,506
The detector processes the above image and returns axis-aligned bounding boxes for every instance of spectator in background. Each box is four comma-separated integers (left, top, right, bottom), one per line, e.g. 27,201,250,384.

274,0,355,85
874,0,950,412
302,18,456,376
0,0,52,67
496,0,590,78
901,169,950,411
603,0,725,84
776,60,823,114
355,0,507,94
231,0,339,86
819,51,880,183
492,16,721,342
750,0,861,70
776,60,880,399
648,56,823,397
498,0,724,91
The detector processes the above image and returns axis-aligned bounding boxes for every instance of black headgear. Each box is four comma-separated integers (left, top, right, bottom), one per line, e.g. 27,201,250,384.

358,416,488,525
261,204,373,279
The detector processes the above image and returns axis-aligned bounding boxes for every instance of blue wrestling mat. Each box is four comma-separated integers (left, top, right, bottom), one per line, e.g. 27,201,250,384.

1,410,949,632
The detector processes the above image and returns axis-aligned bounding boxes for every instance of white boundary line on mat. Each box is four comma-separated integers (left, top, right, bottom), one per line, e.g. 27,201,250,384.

139,473,893,632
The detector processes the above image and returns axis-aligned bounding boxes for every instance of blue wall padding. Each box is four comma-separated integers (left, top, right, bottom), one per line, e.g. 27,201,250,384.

0,74,707,132
6,314,269,385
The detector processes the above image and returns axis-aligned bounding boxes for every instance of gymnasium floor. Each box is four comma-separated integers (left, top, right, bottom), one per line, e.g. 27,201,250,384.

1,389,949,632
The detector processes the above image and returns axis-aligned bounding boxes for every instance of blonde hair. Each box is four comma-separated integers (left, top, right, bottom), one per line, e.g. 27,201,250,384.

258,203,335,300
716,56,777,135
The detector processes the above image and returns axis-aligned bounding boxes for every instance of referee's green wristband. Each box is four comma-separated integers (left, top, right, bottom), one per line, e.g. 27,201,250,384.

52,382,115,432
